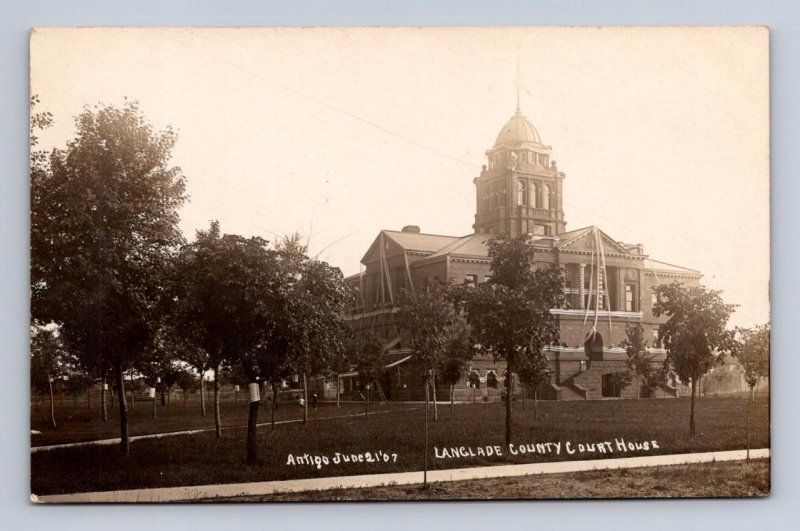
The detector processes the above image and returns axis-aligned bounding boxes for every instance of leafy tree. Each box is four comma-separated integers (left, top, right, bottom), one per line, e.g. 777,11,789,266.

398,283,469,422
733,324,770,400
622,323,669,399
173,221,280,441
435,315,473,415
733,323,769,459
653,282,737,435
516,348,552,421
31,326,68,428
175,369,200,407
461,234,564,445
278,236,351,423
351,333,386,416
31,102,186,454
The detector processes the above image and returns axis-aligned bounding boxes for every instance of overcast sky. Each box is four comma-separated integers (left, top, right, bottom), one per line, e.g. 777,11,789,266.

30,27,769,328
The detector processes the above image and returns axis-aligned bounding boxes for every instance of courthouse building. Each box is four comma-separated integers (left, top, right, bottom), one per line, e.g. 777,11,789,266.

341,104,700,401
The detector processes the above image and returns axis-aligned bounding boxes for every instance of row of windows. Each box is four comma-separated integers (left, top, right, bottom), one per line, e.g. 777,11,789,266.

516,180,552,209
489,151,550,170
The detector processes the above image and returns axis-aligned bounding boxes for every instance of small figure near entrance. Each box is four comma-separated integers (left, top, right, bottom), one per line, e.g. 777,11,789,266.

311,393,318,411
298,395,305,410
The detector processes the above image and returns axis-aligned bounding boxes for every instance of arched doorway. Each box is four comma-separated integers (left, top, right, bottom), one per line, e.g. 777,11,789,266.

584,331,604,359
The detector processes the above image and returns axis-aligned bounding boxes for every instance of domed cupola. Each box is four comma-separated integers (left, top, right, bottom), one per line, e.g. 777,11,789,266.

474,104,567,238
494,108,543,147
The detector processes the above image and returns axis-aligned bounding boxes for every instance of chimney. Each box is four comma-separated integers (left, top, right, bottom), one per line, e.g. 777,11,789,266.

402,225,421,233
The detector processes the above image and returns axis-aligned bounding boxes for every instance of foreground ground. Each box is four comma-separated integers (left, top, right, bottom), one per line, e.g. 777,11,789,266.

31,395,769,496
227,458,770,501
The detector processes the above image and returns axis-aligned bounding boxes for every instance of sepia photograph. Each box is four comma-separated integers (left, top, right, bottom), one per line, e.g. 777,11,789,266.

29,26,770,502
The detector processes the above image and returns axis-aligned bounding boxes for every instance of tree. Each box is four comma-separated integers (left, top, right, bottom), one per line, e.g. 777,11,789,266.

733,324,770,460
398,283,470,421
175,369,200,407
653,282,736,436
278,236,351,424
31,101,187,454
622,323,668,399
516,348,552,421
351,333,386,416
461,234,564,445
734,324,770,400
173,221,280,442
31,326,68,428
397,282,470,487
435,315,473,415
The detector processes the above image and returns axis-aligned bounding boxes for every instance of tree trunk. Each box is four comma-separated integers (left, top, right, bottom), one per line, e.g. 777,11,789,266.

166,387,171,411
450,384,455,415
636,373,640,400
183,389,187,407
746,385,752,460
533,386,538,423
505,369,514,446
246,383,260,465
199,373,206,417
213,365,222,439
101,377,108,423
302,372,309,423
87,385,91,409
48,377,56,429
431,376,438,421
424,376,429,488
114,364,130,455
160,386,166,406
110,384,116,409
271,382,279,430
689,376,697,436
152,386,157,423
336,374,341,408
129,374,135,411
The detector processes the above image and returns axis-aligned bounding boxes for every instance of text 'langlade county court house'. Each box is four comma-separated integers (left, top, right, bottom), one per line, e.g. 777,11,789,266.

339,103,702,402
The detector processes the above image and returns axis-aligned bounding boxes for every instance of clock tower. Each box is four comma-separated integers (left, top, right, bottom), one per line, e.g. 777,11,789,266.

473,106,566,237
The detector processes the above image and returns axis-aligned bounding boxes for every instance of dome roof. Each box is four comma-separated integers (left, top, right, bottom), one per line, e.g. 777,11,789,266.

494,109,542,147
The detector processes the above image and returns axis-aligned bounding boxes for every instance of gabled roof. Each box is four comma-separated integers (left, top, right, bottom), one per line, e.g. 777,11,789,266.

424,233,493,260
556,225,636,256
360,230,460,264
383,230,460,252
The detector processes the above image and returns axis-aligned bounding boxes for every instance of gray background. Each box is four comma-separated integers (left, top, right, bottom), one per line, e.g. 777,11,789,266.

2,1,796,529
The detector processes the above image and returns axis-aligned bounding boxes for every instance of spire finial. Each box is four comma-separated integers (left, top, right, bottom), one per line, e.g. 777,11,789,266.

515,52,521,113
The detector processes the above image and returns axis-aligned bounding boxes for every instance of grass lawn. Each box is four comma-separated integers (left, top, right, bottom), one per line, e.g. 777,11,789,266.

30,395,769,496
31,397,407,446
229,458,770,501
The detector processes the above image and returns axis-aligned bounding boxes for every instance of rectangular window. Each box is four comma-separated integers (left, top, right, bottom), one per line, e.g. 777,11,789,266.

625,284,636,312
652,292,658,310
652,328,661,348
482,274,492,283
465,274,478,288
579,360,587,372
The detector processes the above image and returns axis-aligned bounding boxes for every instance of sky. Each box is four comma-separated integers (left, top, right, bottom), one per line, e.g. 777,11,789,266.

30,26,769,328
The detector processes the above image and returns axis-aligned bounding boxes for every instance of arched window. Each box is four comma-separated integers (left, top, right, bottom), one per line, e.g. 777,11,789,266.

529,183,538,208
542,184,551,209
517,180,525,206
486,371,498,389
